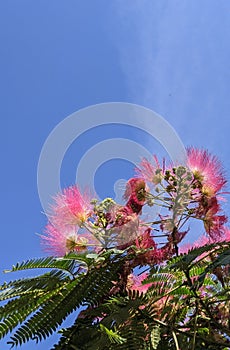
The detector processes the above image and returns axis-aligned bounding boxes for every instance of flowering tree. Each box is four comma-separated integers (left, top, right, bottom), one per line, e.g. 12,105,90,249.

0,148,230,349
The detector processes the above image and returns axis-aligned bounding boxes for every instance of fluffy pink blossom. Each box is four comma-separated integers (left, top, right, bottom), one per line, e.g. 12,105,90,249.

41,223,101,256
203,207,227,239
187,147,226,195
49,185,93,229
135,228,156,250
194,195,227,239
123,178,147,214
127,272,152,293
110,205,140,247
150,243,175,263
136,156,165,184
133,241,174,266
111,205,136,226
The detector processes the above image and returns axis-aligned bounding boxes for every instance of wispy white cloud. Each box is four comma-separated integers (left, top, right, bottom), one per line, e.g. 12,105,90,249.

110,1,191,107
109,0,230,216
109,0,230,160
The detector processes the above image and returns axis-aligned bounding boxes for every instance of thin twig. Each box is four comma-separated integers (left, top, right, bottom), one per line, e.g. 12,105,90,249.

172,331,180,350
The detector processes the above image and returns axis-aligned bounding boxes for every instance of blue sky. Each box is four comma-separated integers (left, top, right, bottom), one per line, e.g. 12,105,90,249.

1,1,230,348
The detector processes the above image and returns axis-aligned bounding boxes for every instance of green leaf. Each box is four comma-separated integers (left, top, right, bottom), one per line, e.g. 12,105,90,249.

99,324,127,344
151,325,161,350
199,247,230,283
4,256,84,276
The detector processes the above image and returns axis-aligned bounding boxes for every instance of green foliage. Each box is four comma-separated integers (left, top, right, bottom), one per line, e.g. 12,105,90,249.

4,256,85,275
0,250,126,347
0,243,230,349
52,290,158,350
150,325,161,349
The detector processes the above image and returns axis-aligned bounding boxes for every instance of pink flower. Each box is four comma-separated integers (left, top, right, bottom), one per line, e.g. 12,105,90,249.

112,205,136,226
187,147,226,195
150,243,174,263
135,228,156,250
193,195,227,239
127,272,152,293
123,178,147,214
49,186,93,229
110,205,140,247
203,208,227,239
41,223,70,256
136,156,165,184
41,223,101,256
134,242,174,266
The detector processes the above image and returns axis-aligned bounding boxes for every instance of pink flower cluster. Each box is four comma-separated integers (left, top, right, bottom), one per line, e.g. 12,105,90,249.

137,147,228,241
49,186,93,228
41,179,149,256
40,147,228,261
186,148,227,239
187,147,226,195
41,186,99,256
